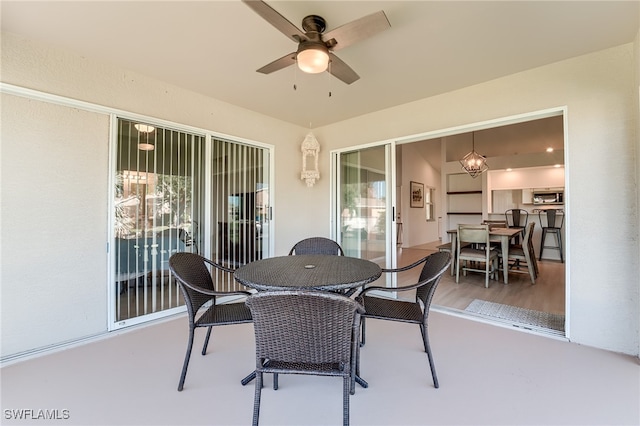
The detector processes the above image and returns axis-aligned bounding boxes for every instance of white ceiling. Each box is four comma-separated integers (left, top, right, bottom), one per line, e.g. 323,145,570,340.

2,1,638,129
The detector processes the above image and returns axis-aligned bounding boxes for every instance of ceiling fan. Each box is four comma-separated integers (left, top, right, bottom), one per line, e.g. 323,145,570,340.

242,0,391,85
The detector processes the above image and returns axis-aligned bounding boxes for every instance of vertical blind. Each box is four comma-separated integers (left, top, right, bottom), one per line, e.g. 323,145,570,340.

113,118,269,325
114,119,204,323
211,138,268,292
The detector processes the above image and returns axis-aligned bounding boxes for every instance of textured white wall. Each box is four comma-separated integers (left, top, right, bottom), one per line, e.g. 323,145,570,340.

1,95,110,356
1,32,638,357
400,144,441,247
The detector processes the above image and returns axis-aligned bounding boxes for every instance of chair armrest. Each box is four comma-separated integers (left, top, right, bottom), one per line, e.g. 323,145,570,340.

176,278,253,298
202,256,236,273
380,256,429,274
358,281,427,298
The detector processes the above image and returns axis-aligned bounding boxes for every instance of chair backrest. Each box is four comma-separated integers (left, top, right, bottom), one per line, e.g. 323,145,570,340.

482,220,507,230
246,291,362,366
415,251,452,307
288,237,344,256
538,209,564,229
169,252,233,315
522,221,535,249
505,209,528,228
457,224,490,246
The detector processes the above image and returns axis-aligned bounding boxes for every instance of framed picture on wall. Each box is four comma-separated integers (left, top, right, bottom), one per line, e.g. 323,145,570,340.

410,181,424,208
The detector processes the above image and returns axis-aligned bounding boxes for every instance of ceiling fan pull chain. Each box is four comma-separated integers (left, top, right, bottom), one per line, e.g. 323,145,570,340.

328,61,332,97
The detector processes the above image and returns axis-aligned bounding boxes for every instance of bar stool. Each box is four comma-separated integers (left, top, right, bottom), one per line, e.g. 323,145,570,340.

537,209,564,263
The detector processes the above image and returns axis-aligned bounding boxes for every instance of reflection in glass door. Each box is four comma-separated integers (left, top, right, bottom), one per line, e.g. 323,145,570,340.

335,145,394,270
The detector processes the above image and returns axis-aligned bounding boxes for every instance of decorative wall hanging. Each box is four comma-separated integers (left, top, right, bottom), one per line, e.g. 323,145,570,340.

300,132,321,187
410,181,424,208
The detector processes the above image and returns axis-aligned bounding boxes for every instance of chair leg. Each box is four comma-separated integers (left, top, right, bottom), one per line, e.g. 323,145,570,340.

485,260,490,288
556,231,564,263
351,346,359,395
523,249,536,284
343,375,350,426
252,371,263,426
360,317,367,346
177,326,195,391
420,323,439,388
539,229,547,260
201,326,212,355
273,373,279,390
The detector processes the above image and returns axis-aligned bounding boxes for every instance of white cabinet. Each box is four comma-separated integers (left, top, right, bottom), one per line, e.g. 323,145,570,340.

522,188,533,204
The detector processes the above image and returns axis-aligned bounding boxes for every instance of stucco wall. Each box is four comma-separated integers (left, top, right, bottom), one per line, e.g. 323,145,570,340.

1,31,638,357
399,144,441,247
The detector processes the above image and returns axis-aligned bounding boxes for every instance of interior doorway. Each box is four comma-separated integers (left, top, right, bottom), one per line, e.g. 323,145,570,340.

394,110,567,336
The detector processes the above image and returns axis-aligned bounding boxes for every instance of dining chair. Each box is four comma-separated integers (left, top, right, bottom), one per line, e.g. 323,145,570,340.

288,237,345,256
482,219,508,230
355,251,451,388
505,208,528,244
456,224,499,288
245,290,364,426
481,219,507,250
168,252,253,391
499,221,537,283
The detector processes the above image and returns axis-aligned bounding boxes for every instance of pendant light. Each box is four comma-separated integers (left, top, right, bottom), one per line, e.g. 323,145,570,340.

135,123,155,151
460,132,488,178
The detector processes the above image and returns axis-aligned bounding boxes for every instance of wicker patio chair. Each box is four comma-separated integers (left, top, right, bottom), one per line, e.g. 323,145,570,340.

355,251,451,388
288,237,358,295
169,252,253,391
245,290,364,426
288,237,345,256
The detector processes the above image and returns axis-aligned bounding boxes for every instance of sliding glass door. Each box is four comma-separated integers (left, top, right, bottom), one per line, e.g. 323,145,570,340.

111,118,270,329
333,144,395,272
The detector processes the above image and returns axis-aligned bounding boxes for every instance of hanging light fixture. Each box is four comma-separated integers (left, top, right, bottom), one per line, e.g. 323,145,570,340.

296,42,330,74
459,132,488,178
135,123,155,151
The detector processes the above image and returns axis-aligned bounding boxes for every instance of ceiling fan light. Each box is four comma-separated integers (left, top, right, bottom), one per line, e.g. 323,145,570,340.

138,143,155,151
297,44,329,74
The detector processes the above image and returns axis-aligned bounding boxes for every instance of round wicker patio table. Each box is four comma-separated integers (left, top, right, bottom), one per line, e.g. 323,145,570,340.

234,254,381,292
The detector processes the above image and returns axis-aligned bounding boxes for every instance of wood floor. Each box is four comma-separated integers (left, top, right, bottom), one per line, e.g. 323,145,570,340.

395,241,566,316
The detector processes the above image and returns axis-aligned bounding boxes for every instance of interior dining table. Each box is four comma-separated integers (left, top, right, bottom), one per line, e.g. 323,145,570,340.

447,227,522,284
234,254,382,387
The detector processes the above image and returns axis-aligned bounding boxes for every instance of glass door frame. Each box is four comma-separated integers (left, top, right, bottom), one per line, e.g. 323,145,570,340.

330,140,397,287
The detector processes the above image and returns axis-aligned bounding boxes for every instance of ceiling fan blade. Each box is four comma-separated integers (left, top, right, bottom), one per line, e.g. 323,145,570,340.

328,53,359,85
242,0,308,43
323,10,390,52
256,52,297,74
